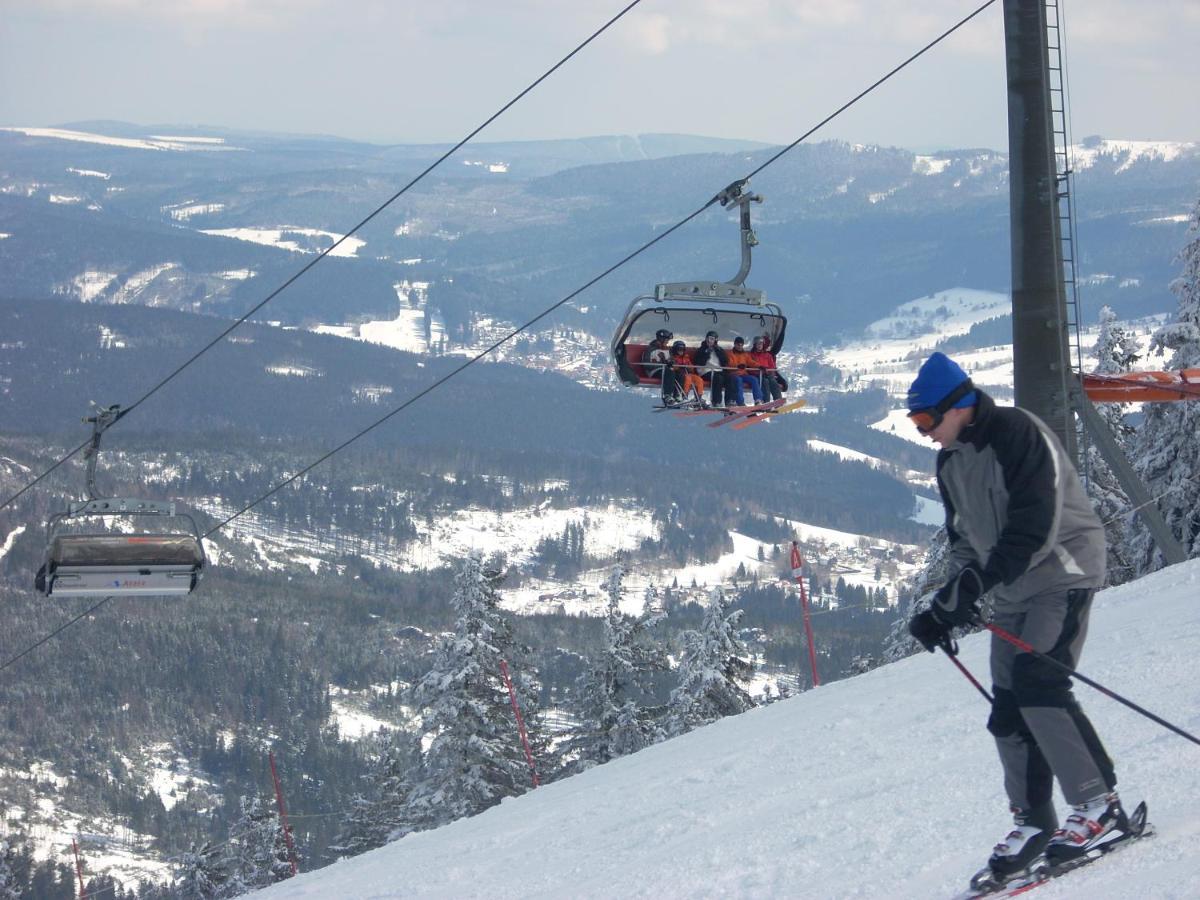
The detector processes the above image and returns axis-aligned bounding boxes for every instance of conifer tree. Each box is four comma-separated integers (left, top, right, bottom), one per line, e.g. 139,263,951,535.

221,796,294,896
563,566,669,771
0,840,20,900
666,588,755,736
333,728,423,855
173,841,228,900
1131,197,1200,570
1085,305,1144,584
402,554,550,832
882,527,950,662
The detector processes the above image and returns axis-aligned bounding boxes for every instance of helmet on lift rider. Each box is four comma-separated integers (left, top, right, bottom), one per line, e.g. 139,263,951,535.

655,328,673,344
671,340,686,353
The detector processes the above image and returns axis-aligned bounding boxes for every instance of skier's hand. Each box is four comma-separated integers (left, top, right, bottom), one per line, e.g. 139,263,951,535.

931,562,994,627
908,608,951,653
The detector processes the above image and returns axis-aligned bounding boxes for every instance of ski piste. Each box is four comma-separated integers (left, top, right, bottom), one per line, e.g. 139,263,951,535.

706,398,786,428
730,398,807,429
951,801,1153,899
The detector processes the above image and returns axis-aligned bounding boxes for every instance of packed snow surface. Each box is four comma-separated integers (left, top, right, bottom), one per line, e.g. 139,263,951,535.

252,562,1200,899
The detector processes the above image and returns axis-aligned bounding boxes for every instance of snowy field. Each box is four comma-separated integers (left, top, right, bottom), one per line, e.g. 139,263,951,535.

1,126,242,152
254,558,1200,899
201,226,367,258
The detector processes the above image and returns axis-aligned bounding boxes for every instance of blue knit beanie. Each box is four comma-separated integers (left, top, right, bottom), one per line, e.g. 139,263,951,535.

907,352,977,412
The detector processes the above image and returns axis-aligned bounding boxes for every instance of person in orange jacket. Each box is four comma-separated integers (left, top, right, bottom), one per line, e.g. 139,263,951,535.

670,341,707,404
726,336,763,406
751,335,787,402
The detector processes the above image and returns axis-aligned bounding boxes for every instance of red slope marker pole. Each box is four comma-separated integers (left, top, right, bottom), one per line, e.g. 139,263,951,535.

939,641,994,703
500,659,541,787
72,838,87,900
269,751,300,877
791,542,821,687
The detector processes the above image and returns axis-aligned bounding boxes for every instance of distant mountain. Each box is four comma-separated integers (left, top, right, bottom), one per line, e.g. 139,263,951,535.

2,125,1196,349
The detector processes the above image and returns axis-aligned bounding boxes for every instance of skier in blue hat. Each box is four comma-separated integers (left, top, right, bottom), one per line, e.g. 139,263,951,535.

904,352,1134,893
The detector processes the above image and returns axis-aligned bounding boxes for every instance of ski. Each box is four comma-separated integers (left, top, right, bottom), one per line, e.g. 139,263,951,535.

730,398,807,429
950,801,1153,899
707,398,785,428
652,398,708,412
673,407,727,418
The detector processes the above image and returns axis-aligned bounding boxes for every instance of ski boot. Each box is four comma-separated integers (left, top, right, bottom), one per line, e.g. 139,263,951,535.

966,804,1056,895
1043,792,1129,867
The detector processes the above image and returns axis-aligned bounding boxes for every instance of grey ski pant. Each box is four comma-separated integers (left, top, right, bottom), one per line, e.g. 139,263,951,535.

987,588,1116,816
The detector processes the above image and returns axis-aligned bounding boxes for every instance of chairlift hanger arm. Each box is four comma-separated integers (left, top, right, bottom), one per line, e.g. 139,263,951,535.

83,403,124,501
714,179,763,287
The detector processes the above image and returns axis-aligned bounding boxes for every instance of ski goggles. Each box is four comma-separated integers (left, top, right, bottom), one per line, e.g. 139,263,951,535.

907,379,975,435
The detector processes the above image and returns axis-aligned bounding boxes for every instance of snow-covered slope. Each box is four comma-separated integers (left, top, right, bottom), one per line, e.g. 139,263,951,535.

254,559,1200,899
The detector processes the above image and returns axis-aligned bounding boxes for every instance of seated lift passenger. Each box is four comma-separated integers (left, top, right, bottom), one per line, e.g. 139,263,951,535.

693,331,730,408
727,336,763,406
751,335,786,402
670,341,707,404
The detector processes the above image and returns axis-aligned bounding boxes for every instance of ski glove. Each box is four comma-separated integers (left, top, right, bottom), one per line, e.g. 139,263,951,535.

931,562,995,627
908,608,951,653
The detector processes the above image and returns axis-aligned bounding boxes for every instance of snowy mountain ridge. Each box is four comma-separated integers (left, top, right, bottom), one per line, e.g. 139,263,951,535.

253,558,1200,899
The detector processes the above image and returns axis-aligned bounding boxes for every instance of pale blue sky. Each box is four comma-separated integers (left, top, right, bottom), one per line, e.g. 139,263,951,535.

1,0,1196,150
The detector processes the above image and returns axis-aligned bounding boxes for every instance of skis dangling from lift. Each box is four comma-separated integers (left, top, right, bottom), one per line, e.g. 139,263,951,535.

707,398,786,428
730,398,808,429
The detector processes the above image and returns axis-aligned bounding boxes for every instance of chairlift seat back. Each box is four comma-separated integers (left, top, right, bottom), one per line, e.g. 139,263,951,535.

36,498,206,598
50,533,204,567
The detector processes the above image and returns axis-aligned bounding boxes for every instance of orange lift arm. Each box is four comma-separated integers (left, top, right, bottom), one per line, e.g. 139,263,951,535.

1081,369,1200,403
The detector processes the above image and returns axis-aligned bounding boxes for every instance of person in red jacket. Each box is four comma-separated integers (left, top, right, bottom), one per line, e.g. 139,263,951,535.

750,335,786,402
670,341,707,404
726,336,763,406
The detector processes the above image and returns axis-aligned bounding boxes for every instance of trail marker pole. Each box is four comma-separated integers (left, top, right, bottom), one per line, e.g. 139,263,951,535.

500,659,541,787
269,751,300,877
72,838,87,900
791,542,821,687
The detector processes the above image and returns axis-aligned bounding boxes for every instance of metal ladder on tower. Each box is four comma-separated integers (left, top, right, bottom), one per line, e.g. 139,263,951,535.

1045,0,1085,384
1045,0,1089,474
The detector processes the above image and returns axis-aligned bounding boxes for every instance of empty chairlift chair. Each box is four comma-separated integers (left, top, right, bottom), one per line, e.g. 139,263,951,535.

34,405,206,598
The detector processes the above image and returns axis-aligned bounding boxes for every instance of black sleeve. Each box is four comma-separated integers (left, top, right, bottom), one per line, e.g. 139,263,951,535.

984,410,1060,585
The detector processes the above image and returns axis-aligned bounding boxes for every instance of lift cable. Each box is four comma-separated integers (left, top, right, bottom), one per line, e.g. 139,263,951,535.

0,595,114,673
201,0,1001,537
1,0,998,671
0,0,648,517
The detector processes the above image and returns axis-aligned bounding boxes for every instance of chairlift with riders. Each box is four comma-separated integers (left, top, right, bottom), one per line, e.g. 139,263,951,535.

610,179,788,400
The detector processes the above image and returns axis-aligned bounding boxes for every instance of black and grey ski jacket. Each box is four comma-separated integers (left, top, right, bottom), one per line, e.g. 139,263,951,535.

936,390,1105,610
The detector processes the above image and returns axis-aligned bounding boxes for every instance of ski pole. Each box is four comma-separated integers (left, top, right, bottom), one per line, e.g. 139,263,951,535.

984,622,1200,749
938,637,993,703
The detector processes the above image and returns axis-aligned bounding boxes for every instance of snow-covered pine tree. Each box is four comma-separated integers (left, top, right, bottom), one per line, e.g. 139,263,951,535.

666,587,755,737
1130,197,1200,571
882,527,951,662
332,728,423,855
220,795,293,897
173,841,228,900
563,566,669,772
401,554,550,832
0,840,20,900
1085,304,1145,584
